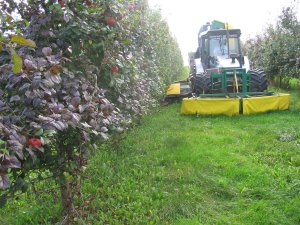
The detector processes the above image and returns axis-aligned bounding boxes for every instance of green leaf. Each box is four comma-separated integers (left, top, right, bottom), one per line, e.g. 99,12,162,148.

43,130,56,137
0,44,2,52
0,148,8,154
34,128,44,136
10,35,36,48
0,36,8,43
40,137,50,145
49,4,64,14
5,12,13,24
24,19,29,27
123,39,132,45
11,48,23,74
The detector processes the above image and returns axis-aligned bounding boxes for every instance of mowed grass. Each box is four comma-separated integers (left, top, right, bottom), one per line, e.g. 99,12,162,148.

1,90,300,224
81,92,300,224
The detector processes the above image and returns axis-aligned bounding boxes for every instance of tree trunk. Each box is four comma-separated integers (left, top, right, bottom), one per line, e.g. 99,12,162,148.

58,142,75,224
60,177,75,224
279,76,282,88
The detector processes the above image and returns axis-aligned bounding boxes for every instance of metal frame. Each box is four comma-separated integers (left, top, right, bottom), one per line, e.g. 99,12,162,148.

199,68,273,98
198,92,275,98
211,68,250,94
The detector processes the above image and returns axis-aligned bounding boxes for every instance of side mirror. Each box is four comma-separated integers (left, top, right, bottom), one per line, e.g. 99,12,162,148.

241,56,245,65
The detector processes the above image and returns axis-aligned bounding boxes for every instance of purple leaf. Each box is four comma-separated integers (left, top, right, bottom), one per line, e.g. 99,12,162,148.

71,97,81,108
19,83,31,91
0,100,5,108
32,79,41,89
82,131,89,141
42,47,52,57
26,147,36,159
0,175,10,190
10,95,21,102
33,98,42,108
42,78,55,87
100,127,108,133
51,121,66,131
100,132,109,141
7,139,23,151
50,74,62,84
14,149,24,160
9,156,21,168
81,122,92,128
83,91,91,101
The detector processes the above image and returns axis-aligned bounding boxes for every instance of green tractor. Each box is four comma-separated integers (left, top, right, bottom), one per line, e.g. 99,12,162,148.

164,20,290,115
189,20,267,97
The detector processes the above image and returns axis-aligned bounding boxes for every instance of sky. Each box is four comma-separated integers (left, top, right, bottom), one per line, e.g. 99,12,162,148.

148,0,299,65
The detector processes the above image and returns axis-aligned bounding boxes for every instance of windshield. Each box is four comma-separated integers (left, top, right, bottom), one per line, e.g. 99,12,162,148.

209,35,239,57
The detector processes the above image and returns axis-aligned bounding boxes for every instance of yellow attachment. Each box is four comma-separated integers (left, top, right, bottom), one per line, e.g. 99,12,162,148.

181,98,240,116
225,23,234,29
166,83,180,96
243,93,290,115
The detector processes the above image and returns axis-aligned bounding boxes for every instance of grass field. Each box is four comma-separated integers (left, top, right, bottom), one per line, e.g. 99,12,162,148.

1,90,300,224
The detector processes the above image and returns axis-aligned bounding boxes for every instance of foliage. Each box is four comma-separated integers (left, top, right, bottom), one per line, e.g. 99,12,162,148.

243,3,300,85
0,0,183,218
178,66,190,80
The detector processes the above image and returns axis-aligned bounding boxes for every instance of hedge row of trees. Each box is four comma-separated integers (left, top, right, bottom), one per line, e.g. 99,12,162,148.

243,3,300,87
0,0,183,221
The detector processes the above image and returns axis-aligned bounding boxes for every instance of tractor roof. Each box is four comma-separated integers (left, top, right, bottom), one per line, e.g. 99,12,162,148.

199,29,241,38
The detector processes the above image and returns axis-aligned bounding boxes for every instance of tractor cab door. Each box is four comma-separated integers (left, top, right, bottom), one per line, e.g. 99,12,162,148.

200,37,209,70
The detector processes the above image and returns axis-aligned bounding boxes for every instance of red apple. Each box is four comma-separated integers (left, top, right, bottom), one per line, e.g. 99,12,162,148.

58,0,65,8
111,66,119,73
28,138,42,148
105,17,116,26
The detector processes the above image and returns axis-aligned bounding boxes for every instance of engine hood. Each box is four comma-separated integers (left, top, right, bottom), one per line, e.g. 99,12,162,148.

215,55,240,68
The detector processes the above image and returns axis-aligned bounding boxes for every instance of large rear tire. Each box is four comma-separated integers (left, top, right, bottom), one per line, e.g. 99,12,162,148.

249,69,268,92
193,73,211,94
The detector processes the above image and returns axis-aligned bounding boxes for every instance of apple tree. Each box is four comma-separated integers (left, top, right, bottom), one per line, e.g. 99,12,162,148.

0,0,183,221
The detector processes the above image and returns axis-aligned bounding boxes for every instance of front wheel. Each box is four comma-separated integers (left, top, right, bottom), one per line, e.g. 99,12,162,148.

249,69,268,92
193,73,211,94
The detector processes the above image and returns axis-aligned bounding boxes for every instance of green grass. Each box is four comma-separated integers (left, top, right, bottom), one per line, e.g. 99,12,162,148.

1,90,300,224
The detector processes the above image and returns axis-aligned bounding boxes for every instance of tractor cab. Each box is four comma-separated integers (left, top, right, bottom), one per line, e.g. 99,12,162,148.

195,20,247,72
198,29,243,70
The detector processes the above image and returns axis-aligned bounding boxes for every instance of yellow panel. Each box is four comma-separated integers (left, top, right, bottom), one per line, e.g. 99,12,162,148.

225,23,234,29
166,83,180,96
278,93,291,110
181,98,240,116
243,94,290,115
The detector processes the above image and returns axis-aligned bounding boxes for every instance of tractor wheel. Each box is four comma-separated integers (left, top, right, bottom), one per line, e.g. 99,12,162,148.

249,68,268,92
193,73,211,94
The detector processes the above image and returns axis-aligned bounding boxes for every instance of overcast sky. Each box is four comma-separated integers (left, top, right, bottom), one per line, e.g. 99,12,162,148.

148,0,299,64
